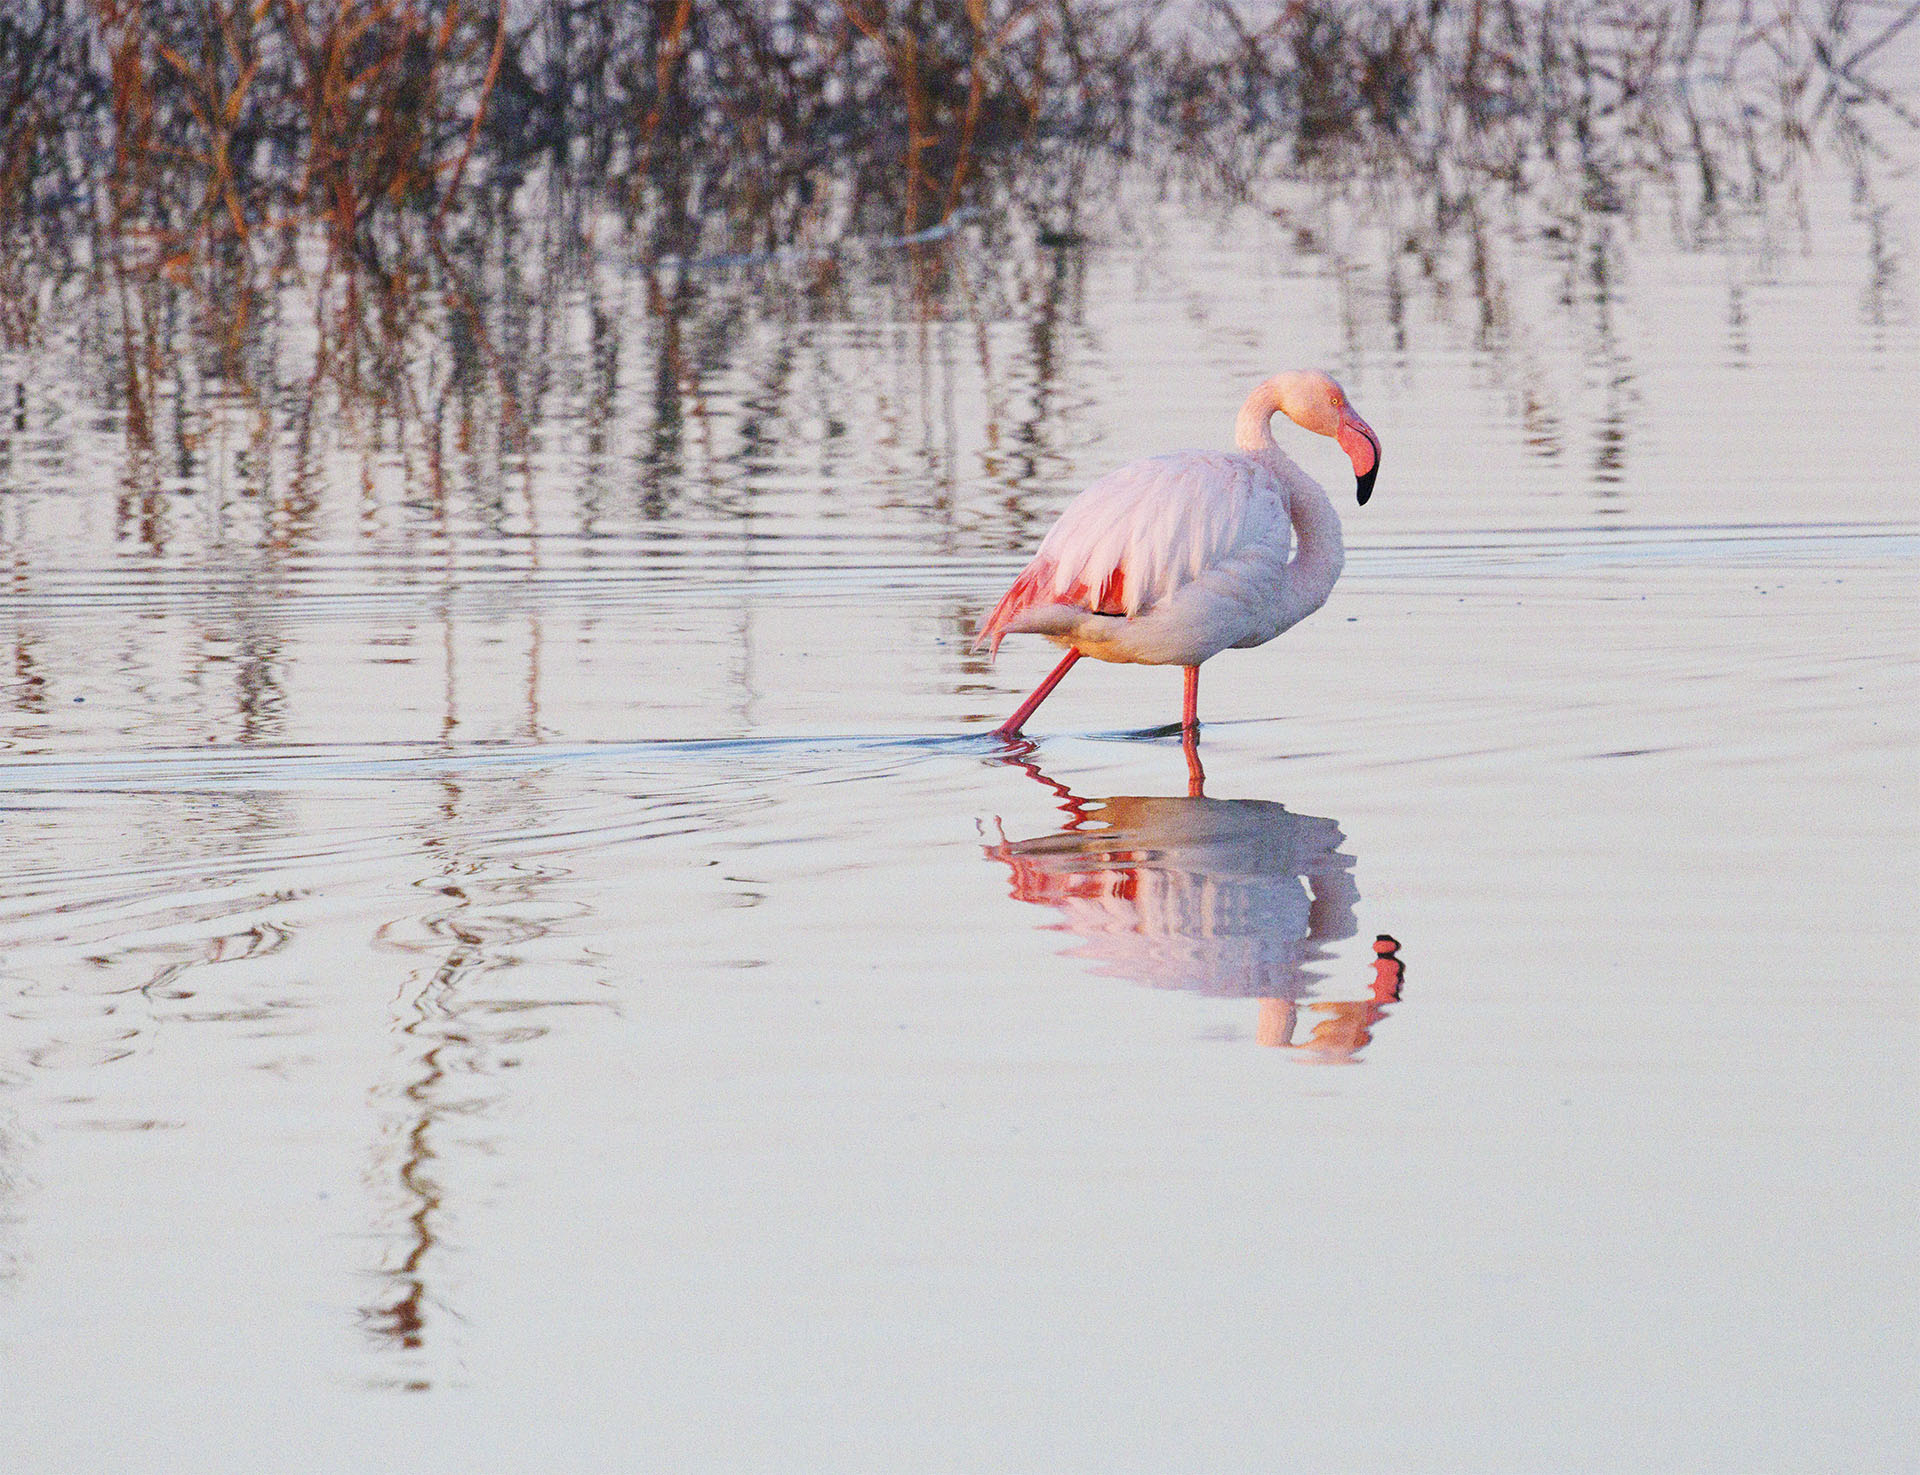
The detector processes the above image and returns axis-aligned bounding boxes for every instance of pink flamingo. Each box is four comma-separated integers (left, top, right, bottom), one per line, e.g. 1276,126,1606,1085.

977,371,1381,742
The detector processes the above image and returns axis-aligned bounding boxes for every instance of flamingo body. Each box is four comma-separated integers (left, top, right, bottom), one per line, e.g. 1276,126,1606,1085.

977,371,1381,736
977,448,1341,668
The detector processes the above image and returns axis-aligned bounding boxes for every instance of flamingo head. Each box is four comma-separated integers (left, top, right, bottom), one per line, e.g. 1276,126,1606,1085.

1272,371,1383,505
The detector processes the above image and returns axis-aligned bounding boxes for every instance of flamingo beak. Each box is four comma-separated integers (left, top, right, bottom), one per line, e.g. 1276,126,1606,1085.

1336,408,1381,505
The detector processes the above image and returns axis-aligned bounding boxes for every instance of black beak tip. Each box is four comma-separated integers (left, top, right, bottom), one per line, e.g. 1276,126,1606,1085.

1355,463,1377,506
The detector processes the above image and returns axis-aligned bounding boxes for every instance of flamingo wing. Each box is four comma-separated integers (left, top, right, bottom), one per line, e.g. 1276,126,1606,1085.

975,451,1285,655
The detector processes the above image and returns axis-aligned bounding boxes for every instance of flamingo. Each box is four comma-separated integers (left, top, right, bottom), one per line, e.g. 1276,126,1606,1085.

976,371,1381,743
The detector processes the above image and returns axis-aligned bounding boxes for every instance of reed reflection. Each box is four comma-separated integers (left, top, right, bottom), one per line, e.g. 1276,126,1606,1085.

986,755,1404,1058
360,764,606,1390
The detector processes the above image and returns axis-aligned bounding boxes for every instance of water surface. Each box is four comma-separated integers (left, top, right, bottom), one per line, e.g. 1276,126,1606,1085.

2,162,1916,1471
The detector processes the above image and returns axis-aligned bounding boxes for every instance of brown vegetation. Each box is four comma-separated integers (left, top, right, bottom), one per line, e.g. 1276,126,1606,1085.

0,0,1909,431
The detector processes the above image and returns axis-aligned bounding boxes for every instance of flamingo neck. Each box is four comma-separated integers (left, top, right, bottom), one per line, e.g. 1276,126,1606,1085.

1282,476,1346,628
1233,378,1288,452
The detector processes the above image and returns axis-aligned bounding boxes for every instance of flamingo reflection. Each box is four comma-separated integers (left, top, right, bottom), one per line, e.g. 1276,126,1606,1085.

986,754,1404,1058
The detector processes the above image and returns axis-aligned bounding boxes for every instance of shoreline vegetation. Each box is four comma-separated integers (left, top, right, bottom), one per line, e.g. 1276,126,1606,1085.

1,1,1913,439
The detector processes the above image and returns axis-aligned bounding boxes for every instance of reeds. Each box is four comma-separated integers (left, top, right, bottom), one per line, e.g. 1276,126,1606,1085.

1,1,1909,410
7,3,1904,255
1,0,101,342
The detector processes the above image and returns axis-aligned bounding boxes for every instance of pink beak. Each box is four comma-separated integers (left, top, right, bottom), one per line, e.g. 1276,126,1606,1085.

1336,407,1381,505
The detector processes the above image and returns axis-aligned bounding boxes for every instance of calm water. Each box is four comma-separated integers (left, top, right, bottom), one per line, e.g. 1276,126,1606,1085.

2,158,1916,1470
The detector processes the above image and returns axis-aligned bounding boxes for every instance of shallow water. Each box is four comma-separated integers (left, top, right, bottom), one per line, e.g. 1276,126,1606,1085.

2,161,1917,1470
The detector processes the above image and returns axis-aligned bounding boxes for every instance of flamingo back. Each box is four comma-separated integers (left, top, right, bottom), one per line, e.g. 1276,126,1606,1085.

976,451,1287,655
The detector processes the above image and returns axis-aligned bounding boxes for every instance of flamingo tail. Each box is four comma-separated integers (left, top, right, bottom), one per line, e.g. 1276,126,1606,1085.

975,558,1127,658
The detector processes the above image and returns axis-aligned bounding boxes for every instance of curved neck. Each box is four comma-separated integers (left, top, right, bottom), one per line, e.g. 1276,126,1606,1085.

1234,377,1288,453
1282,477,1346,627
1233,374,1346,624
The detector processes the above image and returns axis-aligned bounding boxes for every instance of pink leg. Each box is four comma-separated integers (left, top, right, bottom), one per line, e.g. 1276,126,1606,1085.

993,649,1081,739
1181,667,1205,794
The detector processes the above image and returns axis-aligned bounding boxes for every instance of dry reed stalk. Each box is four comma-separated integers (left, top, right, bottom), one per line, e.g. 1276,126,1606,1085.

430,0,508,235
631,0,693,186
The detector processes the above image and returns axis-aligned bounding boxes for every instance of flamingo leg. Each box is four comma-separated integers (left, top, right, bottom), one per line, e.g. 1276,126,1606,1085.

992,649,1081,739
1180,665,1205,793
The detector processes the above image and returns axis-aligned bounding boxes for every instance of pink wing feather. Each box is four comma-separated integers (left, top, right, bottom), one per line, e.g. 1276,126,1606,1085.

976,451,1284,655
